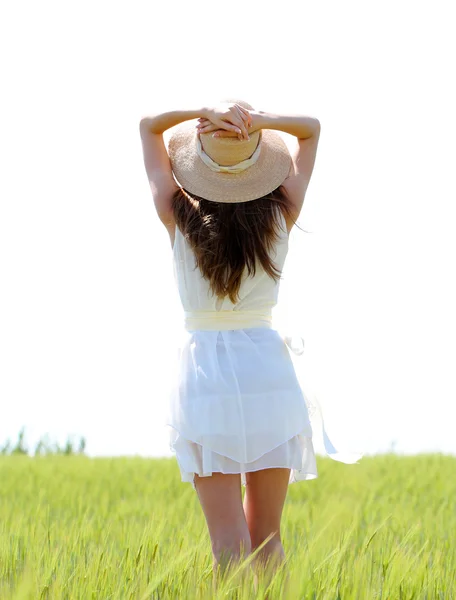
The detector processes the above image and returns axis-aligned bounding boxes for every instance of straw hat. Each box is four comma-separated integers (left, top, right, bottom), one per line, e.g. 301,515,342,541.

167,99,293,203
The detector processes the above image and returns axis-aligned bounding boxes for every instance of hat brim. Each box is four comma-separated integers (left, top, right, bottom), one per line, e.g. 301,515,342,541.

167,120,292,203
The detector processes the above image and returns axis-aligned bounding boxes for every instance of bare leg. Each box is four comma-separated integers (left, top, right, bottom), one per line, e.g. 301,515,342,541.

243,468,291,593
194,471,252,591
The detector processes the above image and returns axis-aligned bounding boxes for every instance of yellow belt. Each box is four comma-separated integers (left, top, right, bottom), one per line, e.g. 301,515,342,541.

182,309,363,463
183,309,305,356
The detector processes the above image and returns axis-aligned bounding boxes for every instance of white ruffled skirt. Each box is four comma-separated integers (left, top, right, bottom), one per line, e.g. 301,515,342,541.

165,326,362,490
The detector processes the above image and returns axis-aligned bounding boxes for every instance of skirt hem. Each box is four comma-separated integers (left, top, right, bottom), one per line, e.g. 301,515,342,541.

167,424,318,490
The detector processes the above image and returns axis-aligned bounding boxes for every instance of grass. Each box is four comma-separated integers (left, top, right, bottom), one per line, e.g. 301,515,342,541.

0,452,455,599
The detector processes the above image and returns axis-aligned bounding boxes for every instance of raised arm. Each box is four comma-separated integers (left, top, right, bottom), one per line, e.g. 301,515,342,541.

139,109,205,228
197,109,321,230
251,111,321,231
139,104,252,231
140,108,206,135
249,110,320,140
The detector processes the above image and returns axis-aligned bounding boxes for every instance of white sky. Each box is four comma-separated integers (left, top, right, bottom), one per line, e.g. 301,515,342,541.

1,0,455,459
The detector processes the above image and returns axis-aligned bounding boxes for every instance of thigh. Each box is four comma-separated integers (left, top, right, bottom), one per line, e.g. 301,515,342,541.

243,468,291,544
194,472,249,541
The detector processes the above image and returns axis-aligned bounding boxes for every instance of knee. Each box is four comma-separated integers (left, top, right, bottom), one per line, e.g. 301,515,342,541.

212,530,252,566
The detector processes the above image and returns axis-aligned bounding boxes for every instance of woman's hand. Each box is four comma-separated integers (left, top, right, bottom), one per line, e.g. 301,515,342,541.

198,103,253,140
196,124,248,139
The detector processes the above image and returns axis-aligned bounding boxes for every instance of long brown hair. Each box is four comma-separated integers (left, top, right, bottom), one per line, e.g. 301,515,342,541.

171,185,302,304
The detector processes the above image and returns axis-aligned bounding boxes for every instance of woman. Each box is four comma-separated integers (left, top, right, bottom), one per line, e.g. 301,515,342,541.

139,100,363,580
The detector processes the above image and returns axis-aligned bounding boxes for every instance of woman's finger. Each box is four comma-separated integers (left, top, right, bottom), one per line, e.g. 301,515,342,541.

199,111,239,133
235,104,249,121
212,129,239,138
235,104,252,127
230,107,249,139
216,118,244,137
197,119,216,131
221,112,248,140
196,119,211,128
196,122,219,133
197,119,214,127
234,105,250,133
198,112,248,140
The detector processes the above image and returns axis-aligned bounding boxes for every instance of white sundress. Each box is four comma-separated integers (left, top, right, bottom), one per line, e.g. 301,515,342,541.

166,211,363,490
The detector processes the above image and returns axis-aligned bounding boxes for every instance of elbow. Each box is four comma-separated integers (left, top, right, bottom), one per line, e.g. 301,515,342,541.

305,119,320,141
139,117,159,136
139,118,151,133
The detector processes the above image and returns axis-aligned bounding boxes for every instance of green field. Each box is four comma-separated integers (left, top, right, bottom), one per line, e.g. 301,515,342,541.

1,453,454,599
